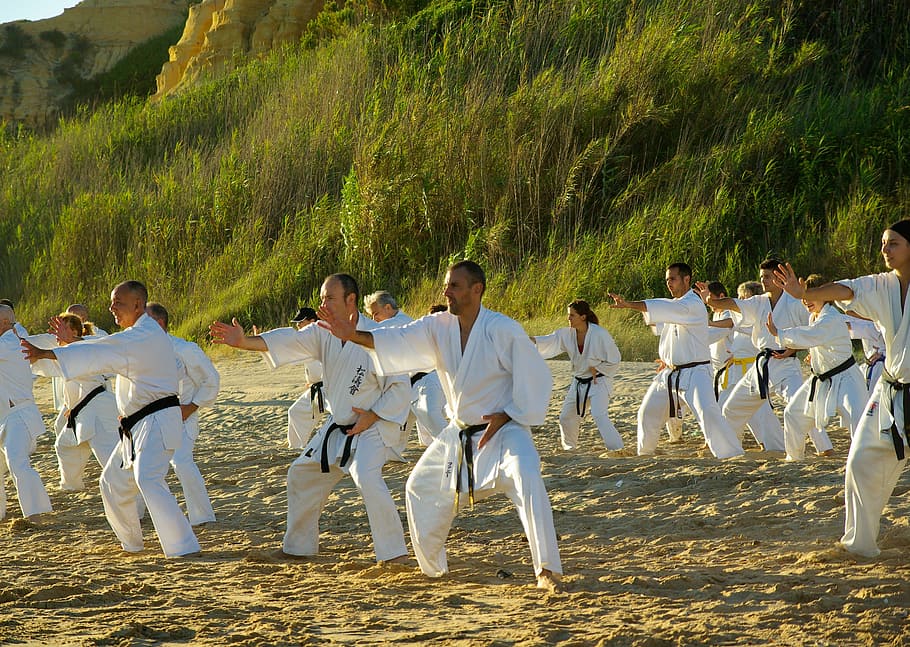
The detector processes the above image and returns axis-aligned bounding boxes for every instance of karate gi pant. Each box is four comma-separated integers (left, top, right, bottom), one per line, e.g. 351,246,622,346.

99,411,200,557
283,425,407,561
638,365,744,459
0,405,52,519
783,370,869,461
721,357,832,452
558,378,622,450
54,401,119,491
405,422,562,578
840,380,906,557
287,391,316,450
170,417,215,525
411,375,449,447
718,361,781,449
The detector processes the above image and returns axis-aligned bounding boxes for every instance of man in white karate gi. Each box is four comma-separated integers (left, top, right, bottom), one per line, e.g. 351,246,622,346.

706,259,830,453
773,220,910,558
318,261,564,592
147,303,220,526
364,290,449,446
21,281,200,557
209,274,411,563
610,263,744,459
284,307,326,449
0,305,53,521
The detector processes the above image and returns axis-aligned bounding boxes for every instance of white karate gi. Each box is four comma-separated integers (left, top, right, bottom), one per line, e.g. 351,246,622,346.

535,323,623,450
51,326,109,412
637,291,744,459
721,292,817,452
170,335,220,525
368,307,562,578
33,334,119,492
777,305,869,460
259,317,410,561
847,315,886,391
52,314,199,557
287,359,325,449
834,273,910,557
377,310,449,447
716,322,782,447
0,329,52,519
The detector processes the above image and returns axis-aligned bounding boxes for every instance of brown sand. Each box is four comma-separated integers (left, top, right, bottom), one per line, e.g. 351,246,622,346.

2,356,909,646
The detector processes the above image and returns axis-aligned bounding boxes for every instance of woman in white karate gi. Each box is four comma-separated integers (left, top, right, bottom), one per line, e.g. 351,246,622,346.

533,300,622,451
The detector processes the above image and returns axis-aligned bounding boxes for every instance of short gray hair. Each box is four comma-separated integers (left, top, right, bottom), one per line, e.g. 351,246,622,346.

364,290,398,310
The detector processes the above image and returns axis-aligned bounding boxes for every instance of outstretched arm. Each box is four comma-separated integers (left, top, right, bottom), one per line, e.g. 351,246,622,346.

209,318,268,351
608,293,647,313
20,337,57,364
316,306,375,349
773,262,854,302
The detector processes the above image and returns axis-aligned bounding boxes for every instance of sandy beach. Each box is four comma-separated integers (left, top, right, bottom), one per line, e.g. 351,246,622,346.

2,355,908,646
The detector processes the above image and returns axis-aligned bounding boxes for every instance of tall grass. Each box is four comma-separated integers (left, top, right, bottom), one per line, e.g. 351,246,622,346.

0,0,907,360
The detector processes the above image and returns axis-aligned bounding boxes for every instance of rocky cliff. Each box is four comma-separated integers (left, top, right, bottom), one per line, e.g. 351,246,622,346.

0,0,191,129
154,0,325,98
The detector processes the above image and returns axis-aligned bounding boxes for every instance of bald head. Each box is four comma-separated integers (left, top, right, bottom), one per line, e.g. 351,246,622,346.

0,304,14,333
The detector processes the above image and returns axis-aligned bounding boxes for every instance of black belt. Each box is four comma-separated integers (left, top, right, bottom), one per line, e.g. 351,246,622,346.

882,369,910,461
574,373,604,416
66,385,107,440
808,356,857,402
865,354,885,388
410,372,428,387
309,381,325,415
666,361,710,418
118,395,180,465
320,421,355,473
713,366,726,401
456,424,487,508
755,349,786,401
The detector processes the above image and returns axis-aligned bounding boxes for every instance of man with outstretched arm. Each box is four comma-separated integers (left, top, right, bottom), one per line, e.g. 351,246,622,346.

317,261,564,592
209,274,411,564
610,263,744,459
21,281,199,557
773,220,910,558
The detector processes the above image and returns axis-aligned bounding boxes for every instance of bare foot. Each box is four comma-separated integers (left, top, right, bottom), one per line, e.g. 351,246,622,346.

536,569,565,593
274,549,309,561
819,449,835,457
383,554,410,565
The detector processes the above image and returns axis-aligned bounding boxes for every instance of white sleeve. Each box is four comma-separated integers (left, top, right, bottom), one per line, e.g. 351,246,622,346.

260,326,320,369
497,327,553,427
182,343,220,408
534,332,566,360
54,335,129,381
370,318,438,375
643,296,705,326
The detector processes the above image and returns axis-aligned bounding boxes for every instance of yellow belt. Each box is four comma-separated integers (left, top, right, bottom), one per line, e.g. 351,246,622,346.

723,357,755,389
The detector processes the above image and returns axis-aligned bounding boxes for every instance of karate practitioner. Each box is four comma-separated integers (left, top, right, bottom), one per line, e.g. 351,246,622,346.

765,276,868,461
21,281,200,557
0,305,53,521
32,313,119,491
773,220,910,558
52,303,110,412
147,303,219,526
610,263,744,459
318,261,564,592
209,274,411,563
708,281,784,447
706,259,828,453
533,300,623,451
284,307,326,450
365,291,449,447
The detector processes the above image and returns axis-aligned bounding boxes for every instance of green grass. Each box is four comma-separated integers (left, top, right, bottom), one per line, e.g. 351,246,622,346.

0,0,907,361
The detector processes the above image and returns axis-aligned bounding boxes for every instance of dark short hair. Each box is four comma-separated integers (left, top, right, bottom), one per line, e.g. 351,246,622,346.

326,273,360,302
115,280,149,305
448,260,486,291
707,281,726,297
146,301,169,328
568,299,599,325
667,263,692,279
759,258,784,271
0,298,13,308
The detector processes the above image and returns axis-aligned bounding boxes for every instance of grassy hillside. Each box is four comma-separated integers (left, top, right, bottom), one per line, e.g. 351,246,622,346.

0,0,907,356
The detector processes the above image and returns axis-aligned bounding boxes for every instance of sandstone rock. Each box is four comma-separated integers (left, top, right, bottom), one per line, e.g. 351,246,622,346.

0,0,192,129
154,0,325,99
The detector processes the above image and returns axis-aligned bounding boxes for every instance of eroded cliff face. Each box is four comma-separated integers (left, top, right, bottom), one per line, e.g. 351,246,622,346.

0,0,191,129
153,0,325,98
